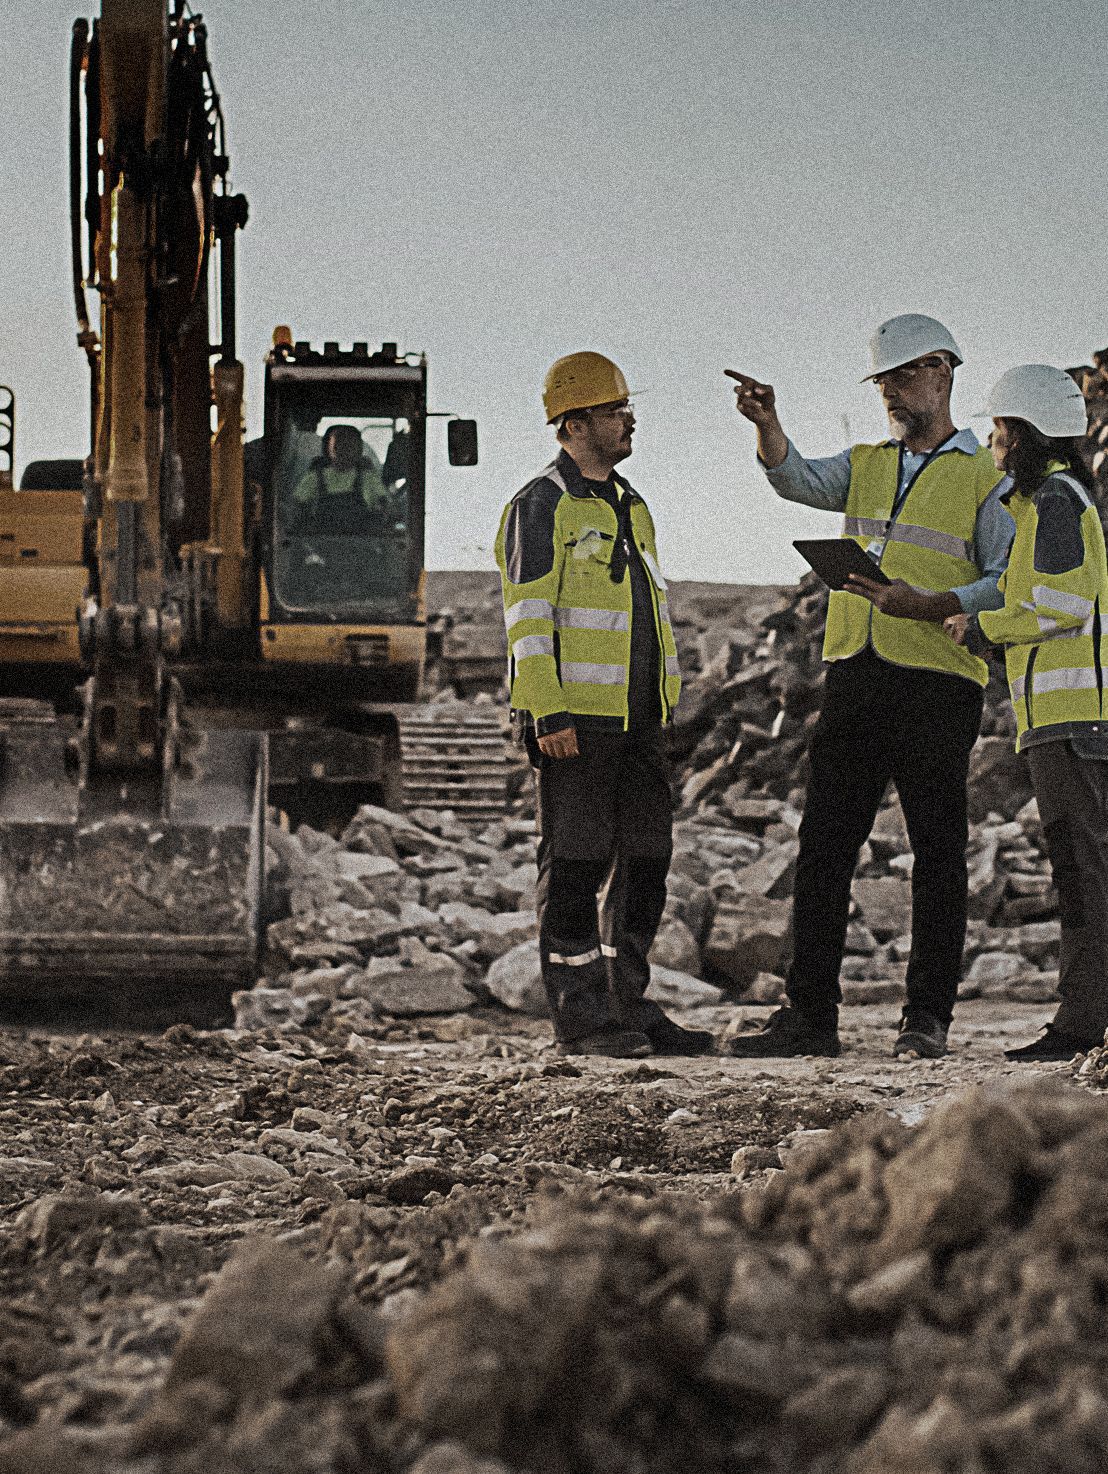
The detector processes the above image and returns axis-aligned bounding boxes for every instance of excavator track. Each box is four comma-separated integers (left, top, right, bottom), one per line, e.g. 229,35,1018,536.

398,706,521,821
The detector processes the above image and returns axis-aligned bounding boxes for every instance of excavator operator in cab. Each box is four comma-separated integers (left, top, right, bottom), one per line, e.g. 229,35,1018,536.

292,423,390,534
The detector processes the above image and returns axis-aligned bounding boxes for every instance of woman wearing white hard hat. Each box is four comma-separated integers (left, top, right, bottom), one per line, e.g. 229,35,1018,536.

947,363,1108,1060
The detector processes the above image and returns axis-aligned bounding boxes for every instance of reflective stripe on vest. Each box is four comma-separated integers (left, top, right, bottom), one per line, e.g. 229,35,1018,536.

555,607,630,632
505,598,555,630
641,548,667,589
1011,667,1100,702
1031,585,1094,620
843,515,972,561
561,660,626,685
514,634,555,661
824,441,998,687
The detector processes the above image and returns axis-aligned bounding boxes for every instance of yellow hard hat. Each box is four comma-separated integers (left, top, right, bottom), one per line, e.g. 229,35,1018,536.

542,351,630,423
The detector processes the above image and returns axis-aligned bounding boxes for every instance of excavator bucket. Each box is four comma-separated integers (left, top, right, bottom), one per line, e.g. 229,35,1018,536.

0,700,266,991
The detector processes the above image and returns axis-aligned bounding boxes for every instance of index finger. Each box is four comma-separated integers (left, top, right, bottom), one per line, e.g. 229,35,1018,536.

724,369,756,386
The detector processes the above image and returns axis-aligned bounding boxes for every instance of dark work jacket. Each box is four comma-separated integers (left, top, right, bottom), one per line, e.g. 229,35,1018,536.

583,474,662,730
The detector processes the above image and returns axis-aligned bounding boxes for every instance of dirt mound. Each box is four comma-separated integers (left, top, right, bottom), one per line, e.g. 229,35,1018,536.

385,1081,1108,1474
17,1077,1107,1473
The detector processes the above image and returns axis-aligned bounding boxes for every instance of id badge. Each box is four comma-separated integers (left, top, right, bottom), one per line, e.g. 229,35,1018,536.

866,539,884,561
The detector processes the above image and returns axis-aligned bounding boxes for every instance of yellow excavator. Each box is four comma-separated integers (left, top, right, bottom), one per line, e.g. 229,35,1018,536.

0,0,477,994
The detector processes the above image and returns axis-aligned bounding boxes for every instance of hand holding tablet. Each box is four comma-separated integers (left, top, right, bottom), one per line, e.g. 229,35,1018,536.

792,538,891,591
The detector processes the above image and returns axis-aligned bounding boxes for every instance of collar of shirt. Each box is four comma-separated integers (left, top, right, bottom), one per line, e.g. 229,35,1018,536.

883,426,980,462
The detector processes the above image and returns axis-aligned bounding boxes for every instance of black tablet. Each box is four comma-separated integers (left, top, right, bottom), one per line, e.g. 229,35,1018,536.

792,538,891,591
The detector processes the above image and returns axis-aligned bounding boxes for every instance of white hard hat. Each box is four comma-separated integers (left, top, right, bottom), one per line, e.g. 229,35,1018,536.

979,364,1089,438
863,313,963,382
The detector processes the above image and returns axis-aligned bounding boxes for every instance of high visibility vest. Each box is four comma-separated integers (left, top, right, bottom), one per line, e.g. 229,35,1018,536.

978,471,1108,751
293,462,386,508
495,458,680,728
824,440,1002,686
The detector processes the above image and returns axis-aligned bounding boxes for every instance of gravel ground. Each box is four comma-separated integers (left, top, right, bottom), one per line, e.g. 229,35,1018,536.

0,996,1099,1473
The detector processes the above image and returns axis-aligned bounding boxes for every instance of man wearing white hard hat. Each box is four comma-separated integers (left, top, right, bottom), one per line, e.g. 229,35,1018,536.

945,364,1108,1061
725,314,1014,1060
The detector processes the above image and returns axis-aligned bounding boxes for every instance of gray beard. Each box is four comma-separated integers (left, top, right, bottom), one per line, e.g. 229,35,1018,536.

888,407,928,442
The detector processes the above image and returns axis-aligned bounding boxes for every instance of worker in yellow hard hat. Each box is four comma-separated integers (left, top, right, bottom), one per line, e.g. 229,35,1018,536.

494,352,711,1059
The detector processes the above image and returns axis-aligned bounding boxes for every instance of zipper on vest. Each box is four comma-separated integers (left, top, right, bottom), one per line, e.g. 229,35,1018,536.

1024,644,1039,731
641,540,671,723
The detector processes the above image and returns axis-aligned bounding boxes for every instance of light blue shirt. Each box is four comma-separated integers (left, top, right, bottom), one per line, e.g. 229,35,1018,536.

762,428,1014,616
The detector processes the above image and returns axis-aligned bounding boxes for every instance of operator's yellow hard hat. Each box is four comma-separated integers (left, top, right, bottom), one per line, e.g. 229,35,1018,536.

542,351,630,423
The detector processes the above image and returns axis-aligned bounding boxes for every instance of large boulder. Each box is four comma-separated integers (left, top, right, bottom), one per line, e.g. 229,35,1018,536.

704,896,792,989
851,878,912,943
484,941,546,1016
645,966,724,1009
649,915,701,974
345,939,475,1015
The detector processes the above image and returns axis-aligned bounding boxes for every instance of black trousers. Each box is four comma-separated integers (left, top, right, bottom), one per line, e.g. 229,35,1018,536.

787,648,984,1027
1026,741,1108,1042
531,727,674,1041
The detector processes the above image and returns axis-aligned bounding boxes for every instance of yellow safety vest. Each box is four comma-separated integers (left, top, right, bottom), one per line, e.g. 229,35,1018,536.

495,458,680,728
293,463,387,508
824,440,1001,686
978,471,1108,751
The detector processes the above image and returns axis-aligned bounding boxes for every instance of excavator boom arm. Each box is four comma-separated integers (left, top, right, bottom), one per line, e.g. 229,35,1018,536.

0,1,265,995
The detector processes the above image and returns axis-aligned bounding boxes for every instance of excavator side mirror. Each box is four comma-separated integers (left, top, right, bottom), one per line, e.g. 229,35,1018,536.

447,418,479,467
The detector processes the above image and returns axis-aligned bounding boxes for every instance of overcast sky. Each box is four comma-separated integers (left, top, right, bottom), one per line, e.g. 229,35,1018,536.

3,0,1107,582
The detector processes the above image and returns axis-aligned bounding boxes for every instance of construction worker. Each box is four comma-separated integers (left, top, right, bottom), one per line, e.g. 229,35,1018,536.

495,352,712,1058
945,365,1108,1061
293,423,390,533
726,314,1014,1059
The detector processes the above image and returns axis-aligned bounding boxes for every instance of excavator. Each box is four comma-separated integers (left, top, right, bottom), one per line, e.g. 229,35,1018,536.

0,0,479,996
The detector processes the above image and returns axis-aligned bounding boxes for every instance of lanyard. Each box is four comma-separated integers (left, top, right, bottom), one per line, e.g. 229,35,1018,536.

891,431,959,521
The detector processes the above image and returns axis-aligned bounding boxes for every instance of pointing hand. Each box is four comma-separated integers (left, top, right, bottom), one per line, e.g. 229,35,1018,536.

725,370,777,426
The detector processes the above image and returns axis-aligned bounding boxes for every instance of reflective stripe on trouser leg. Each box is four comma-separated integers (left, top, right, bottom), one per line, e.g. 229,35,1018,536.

535,850,617,1042
540,936,613,1041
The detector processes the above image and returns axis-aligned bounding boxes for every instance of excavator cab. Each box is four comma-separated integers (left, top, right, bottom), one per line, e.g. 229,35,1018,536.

273,416,414,613
257,341,433,700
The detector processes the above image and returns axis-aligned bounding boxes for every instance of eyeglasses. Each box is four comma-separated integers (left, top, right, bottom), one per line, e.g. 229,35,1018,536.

872,356,950,388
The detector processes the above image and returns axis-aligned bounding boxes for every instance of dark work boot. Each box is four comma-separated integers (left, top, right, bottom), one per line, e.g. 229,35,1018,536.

726,1005,841,1059
1004,1025,1098,1062
645,1014,716,1057
557,1027,653,1059
893,1009,949,1059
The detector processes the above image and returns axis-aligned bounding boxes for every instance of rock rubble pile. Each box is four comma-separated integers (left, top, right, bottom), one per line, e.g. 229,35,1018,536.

248,803,726,1035
246,709,1062,1035
660,573,1062,1009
